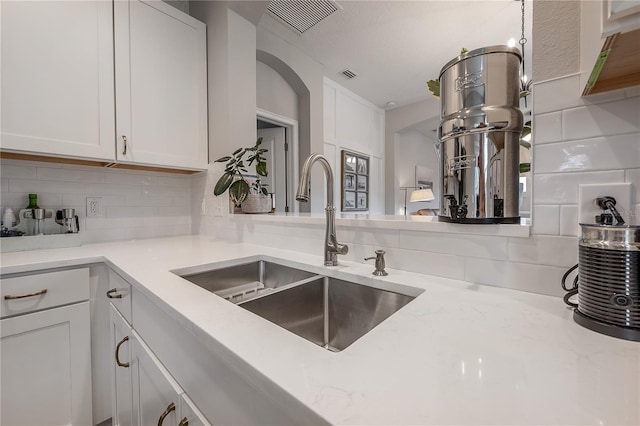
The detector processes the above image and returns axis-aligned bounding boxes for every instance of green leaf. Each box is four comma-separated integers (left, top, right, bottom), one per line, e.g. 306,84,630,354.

255,137,263,146
426,79,440,98
520,141,531,150
519,163,531,174
261,187,269,197
214,156,231,163
213,172,234,196
460,48,468,55
232,147,243,156
229,179,250,205
256,161,268,177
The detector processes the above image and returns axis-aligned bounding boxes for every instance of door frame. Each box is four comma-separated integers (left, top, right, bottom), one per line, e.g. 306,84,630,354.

256,108,299,213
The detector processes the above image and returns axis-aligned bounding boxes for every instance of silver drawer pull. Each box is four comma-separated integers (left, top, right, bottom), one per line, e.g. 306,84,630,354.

115,336,130,368
4,289,48,300
158,402,175,426
106,288,123,299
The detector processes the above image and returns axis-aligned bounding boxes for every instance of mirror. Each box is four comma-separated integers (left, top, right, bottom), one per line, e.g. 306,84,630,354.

256,0,533,220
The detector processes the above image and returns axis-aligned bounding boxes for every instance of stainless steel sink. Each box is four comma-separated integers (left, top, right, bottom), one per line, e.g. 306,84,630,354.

239,277,417,352
176,260,316,303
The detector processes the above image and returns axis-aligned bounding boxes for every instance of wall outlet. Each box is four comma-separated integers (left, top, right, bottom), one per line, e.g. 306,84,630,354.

577,183,632,224
86,197,103,218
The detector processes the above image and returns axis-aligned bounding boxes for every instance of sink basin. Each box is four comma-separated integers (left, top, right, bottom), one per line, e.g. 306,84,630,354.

175,260,316,303
239,277,417,352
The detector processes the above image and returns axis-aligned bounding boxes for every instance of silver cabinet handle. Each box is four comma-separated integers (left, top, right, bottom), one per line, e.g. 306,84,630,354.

179,417,189,426
106,288,123,299
115,336,129,368
4,289,47,300
122,135,127,156
158,402,175,426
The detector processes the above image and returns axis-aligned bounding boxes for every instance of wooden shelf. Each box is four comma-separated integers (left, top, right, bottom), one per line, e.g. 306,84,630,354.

582,28,640,96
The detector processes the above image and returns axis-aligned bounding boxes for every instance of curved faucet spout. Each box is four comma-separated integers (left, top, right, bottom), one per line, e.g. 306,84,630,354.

296,153,333,206
296,153,348,266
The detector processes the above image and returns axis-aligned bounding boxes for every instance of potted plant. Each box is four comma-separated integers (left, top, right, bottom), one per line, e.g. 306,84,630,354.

213,137,271,213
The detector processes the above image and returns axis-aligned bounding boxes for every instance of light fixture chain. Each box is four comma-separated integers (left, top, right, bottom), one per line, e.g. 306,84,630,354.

519,0,527,46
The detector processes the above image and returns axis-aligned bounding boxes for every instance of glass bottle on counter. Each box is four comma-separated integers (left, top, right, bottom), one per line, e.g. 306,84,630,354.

25,193,40,209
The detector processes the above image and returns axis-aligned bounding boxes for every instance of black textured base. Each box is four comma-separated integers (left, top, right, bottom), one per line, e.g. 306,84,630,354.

574,309,640,342
437,215,520,224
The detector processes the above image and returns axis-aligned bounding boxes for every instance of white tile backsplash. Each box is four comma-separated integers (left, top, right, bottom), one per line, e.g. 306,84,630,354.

533,171,626,204
562,97,640,141
533,112,562,144
559,205,579,236
1,159,192,245
531,205,560,235
535,134,640,174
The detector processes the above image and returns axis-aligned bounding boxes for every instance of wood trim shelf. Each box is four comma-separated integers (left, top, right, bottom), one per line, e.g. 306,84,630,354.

582,29,640,96
0,152,201,175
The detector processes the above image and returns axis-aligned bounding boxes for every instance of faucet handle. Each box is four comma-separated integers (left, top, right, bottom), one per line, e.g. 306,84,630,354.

365,250,388,276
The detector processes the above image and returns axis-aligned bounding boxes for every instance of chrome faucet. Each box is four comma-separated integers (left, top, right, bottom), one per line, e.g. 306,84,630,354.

296,153,348,266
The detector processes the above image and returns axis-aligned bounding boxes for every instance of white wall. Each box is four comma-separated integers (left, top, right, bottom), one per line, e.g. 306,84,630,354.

395,129,439,215
256,61,298,121
323,78,385,214
0,159,192,244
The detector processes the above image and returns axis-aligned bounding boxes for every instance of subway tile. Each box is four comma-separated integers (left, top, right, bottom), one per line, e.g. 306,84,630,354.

105,172,157,186
158,205,190,216
105,206,158,218
533,112,562,144
560,205,580,236
630,204,640,225
464,258,569,297
533,75,582,114
535,134,640,173
37,167,105,183
1,164,37,179
124,194,172,207
141,186,185,197
339,227,400,248
63,194,124,208
85,183,142,197
533,170,625,204
157,175,191,188
1,158,62,169
385,247,466,280
85,217,144,230
398,230,508,260
9,179,84,194
562,97,640,141
531,205,560,235
625,168,640,203
507,235,578,267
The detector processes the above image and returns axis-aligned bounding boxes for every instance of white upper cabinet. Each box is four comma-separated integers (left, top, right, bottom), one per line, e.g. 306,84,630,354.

114,0,208,170
0,1,116,160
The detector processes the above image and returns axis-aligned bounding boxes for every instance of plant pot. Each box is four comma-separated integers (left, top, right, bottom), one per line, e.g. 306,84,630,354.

241,194,272,214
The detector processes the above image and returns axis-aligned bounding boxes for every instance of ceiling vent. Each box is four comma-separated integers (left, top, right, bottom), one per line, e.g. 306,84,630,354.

340,68,358,80
267,0,340,34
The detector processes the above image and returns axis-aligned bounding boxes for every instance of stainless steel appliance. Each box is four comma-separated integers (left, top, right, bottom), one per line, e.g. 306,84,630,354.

574,223,640,341
55,208,79,233
437,45,523,223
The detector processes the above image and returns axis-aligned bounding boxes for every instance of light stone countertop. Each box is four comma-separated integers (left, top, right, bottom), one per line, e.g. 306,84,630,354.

1,235,638,425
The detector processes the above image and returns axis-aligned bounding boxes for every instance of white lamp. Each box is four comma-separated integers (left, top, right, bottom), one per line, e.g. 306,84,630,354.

410,188,435,203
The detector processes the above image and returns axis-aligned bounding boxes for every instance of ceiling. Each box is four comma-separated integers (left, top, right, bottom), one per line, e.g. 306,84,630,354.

257,0,532,109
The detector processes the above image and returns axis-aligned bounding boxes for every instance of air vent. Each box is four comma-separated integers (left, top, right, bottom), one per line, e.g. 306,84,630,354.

267,0,340,34
340,68,358,80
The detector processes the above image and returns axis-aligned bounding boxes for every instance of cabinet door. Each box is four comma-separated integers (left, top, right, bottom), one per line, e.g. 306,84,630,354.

131,331,183,426
0,302,92,426
109,304,134,426
114,0,208,170
180,393,212,426
0,1,115,161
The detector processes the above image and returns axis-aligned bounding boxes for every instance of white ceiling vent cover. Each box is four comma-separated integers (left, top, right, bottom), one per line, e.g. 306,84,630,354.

340,68,358,80
267,0,340,34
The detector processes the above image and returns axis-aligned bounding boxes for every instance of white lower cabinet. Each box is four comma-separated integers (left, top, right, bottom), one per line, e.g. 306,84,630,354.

110,303,134,426
1,267,92,426
131,330,210,426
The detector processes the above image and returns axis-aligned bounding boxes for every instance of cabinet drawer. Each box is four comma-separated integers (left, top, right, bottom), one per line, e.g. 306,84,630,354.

108,269,133,324
1,268,89,318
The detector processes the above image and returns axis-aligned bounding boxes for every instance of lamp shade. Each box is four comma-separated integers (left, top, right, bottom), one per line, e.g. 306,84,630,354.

410,188,435,202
